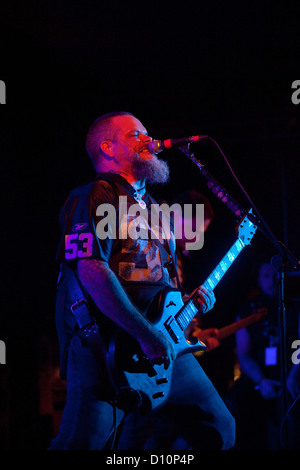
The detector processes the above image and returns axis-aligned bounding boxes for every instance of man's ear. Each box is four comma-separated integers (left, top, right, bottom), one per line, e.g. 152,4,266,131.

100,140,114,157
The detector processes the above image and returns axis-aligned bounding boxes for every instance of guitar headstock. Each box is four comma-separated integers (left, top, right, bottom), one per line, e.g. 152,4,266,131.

237,210,258,245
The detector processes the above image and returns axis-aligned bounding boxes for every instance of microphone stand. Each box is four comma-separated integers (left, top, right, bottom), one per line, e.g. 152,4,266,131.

178,142,300,449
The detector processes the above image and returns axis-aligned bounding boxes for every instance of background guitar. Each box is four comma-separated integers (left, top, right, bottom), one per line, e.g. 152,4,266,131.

190,307,268,354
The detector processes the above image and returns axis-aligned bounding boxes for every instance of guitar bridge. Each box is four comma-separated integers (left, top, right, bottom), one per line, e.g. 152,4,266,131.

164,317,181,343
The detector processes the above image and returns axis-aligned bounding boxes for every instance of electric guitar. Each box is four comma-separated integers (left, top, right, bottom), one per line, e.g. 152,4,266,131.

108,211,258,411
192,307,268,350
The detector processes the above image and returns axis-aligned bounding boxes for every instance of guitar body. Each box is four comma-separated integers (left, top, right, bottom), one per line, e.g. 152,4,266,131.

107,287,206,412
107,211,257,412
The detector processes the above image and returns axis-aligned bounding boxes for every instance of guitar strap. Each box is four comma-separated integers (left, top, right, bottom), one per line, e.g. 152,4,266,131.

64,264,117,398
166,238,185,296
64,264,145,412
148,195,185,296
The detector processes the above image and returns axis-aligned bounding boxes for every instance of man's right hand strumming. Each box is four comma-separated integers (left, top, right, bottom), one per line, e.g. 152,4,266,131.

138,329,176,370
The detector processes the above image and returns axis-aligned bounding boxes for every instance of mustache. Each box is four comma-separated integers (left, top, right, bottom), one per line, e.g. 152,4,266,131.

133,154,170,184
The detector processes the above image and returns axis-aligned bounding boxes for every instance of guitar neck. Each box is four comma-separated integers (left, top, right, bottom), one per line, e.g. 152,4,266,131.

202,237,245,292
175,238,246,330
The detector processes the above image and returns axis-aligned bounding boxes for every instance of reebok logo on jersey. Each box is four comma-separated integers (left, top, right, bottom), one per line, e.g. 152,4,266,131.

72,223,88,231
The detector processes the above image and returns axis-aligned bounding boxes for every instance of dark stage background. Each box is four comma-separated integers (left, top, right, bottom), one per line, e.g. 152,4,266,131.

0,1,299,450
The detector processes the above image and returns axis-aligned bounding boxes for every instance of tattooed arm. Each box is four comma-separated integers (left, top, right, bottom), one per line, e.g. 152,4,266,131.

77,258,176,368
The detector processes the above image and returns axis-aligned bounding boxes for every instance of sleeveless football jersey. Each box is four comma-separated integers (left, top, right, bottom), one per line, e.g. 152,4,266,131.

55,173,177,376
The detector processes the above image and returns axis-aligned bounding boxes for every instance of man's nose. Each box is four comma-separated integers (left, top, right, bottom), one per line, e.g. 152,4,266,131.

139,134,152,143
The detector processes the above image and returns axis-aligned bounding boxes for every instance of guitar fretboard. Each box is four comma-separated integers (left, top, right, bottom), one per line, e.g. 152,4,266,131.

202,238,245,291
175,238,245,330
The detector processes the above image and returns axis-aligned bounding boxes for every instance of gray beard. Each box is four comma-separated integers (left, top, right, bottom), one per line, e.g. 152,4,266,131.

132,155,170,184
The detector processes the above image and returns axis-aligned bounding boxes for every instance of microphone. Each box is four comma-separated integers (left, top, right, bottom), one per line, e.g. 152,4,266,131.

148,135,208,154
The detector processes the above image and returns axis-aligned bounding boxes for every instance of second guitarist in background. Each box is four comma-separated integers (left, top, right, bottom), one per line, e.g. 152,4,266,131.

225,261,283,449
49,111,235,450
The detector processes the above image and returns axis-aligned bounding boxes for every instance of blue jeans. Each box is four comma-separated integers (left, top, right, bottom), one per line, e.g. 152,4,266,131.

48,335,124,450
117,353,235,450
49,335,235,450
